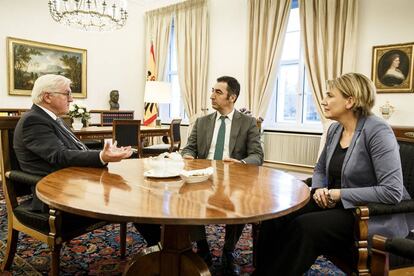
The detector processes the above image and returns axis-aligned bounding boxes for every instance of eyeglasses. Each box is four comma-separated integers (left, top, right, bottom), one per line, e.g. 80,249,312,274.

48,91,73,98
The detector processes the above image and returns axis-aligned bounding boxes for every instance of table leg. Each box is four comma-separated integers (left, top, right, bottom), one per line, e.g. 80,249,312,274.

123,225,211,276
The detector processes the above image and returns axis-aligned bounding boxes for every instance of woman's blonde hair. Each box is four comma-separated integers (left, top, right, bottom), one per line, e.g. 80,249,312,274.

326,73,376,117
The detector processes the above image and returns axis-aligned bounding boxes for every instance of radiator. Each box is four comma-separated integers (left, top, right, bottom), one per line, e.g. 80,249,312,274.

263,132,321,167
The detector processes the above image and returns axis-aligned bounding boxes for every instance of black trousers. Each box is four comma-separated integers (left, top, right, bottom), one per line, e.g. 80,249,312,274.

133,223,161,247
194,224,245,253
134,222,244,252
224,224,245,252
255,199,355,276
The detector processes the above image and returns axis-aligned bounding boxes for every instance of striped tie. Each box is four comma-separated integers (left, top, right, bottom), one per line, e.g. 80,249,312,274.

214,116,227,160
56,118,88,150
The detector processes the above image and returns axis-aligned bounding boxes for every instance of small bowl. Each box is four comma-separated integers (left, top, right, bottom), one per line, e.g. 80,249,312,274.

180,174,211,183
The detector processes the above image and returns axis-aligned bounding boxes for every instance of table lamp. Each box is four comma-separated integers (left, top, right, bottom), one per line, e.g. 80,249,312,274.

144,81,172,126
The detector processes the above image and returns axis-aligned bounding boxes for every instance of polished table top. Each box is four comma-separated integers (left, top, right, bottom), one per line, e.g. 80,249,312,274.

36,159,310,225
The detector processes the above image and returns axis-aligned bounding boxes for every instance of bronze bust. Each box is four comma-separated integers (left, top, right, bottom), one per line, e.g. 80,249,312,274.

109,90,120,110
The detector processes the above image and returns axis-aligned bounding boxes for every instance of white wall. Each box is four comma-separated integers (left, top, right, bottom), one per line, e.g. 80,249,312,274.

355,0,414,126
207,0,414,126
208,0,248,110
1,0,413,127
0,0,146,118
145,0,249,111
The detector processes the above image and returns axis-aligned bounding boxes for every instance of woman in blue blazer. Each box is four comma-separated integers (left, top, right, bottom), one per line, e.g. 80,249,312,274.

254,73,411,276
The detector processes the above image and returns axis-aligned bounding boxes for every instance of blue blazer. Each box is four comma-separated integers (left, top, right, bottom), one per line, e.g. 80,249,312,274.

313,115,413,238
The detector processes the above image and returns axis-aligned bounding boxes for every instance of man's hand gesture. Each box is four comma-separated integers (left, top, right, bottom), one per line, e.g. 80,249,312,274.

100,141,133,163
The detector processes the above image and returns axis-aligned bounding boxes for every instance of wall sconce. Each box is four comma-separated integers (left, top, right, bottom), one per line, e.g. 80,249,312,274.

379,101,395,120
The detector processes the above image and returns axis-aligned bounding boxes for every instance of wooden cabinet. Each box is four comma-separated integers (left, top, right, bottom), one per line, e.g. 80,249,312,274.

0,108,134,127
89,110,134,126
0,108,29,116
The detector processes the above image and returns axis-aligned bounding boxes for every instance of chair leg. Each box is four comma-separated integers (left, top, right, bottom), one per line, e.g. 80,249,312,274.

1,227,18,271
50,244,62,276
120,222,127,259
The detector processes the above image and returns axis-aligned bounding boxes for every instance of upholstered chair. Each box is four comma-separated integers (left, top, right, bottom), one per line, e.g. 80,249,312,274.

112,119,142,158
370,234,414,276
302,126,414,275
0,117,126,275
142,119,182,157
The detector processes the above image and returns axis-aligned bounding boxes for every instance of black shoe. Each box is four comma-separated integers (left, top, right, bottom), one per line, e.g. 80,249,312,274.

222,250,240,275
196,240,213,267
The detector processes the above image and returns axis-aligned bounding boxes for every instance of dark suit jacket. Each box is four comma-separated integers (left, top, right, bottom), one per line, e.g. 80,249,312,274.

14,104,105,210
181,110,263,165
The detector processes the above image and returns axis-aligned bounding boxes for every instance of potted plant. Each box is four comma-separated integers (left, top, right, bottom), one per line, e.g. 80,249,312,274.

68,103,90,130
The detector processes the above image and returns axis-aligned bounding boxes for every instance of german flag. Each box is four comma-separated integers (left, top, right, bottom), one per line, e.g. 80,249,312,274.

144,41,157,126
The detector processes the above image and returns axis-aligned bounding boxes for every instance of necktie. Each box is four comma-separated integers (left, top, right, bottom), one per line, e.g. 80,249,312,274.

56,118,88,150
214,116,226,160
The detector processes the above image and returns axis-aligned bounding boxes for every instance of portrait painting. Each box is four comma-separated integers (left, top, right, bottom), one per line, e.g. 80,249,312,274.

372,42,414,93
7,37,87,98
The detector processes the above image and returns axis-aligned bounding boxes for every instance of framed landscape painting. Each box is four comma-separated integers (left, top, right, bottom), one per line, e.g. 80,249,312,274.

371,42,414,93
7,37,87,98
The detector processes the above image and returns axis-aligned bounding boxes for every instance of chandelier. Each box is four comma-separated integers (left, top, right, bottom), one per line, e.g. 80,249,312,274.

48,0,128,31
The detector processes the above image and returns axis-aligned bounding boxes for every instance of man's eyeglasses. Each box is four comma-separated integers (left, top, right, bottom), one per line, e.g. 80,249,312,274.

48,91,73,98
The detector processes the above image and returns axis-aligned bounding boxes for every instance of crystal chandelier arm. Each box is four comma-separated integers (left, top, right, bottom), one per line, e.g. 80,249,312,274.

49,0,127,31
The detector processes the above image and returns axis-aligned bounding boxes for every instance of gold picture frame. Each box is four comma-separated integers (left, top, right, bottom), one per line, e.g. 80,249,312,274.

372,42,414,93
7,37,87,98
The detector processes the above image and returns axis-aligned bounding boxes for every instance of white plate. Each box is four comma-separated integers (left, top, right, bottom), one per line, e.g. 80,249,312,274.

180,174,211,183
144,169,180,178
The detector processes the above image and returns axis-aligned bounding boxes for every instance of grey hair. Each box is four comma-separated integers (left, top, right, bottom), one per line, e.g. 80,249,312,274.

31,74,72,104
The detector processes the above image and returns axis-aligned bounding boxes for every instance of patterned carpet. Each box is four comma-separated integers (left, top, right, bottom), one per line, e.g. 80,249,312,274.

0,187,344,275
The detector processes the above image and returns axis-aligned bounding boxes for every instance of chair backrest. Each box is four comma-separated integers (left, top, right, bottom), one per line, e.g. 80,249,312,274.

0,117,21,172
256,119,262,131
0,116,32,208
392,126,414,198
112,119,141,157
169,119,182,151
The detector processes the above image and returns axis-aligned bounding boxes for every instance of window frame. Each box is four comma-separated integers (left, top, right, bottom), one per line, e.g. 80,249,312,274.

263,4,322,133
159,19,188,124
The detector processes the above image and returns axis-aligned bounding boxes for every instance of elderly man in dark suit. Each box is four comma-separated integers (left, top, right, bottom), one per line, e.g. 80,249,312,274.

13,74,133,210
181,76,264,274
15,74,174,249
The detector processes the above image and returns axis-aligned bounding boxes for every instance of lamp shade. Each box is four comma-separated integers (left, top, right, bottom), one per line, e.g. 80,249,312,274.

144,81,172,103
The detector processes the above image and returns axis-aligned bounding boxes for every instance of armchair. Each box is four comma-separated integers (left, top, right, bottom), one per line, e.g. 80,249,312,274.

142,119,182,157
330,126,414,275
0,116,126,275
112,119,142,158
371,234,414,275
349,126,414,275
296,126,414,275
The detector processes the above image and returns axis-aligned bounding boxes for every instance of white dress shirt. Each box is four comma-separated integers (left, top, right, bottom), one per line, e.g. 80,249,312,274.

36,104,58,120
207,109,235,160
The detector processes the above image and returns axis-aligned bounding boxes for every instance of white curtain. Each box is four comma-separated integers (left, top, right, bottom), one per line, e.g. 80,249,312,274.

299,0,358,156
245,0,292,119
174,0,209,135
145,7,173,80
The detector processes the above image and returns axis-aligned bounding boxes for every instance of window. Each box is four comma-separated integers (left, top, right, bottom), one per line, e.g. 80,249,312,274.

263,1,322,132
159,20,188,123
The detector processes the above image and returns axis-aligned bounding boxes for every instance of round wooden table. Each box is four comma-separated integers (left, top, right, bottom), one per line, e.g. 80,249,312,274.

36,159,310,276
